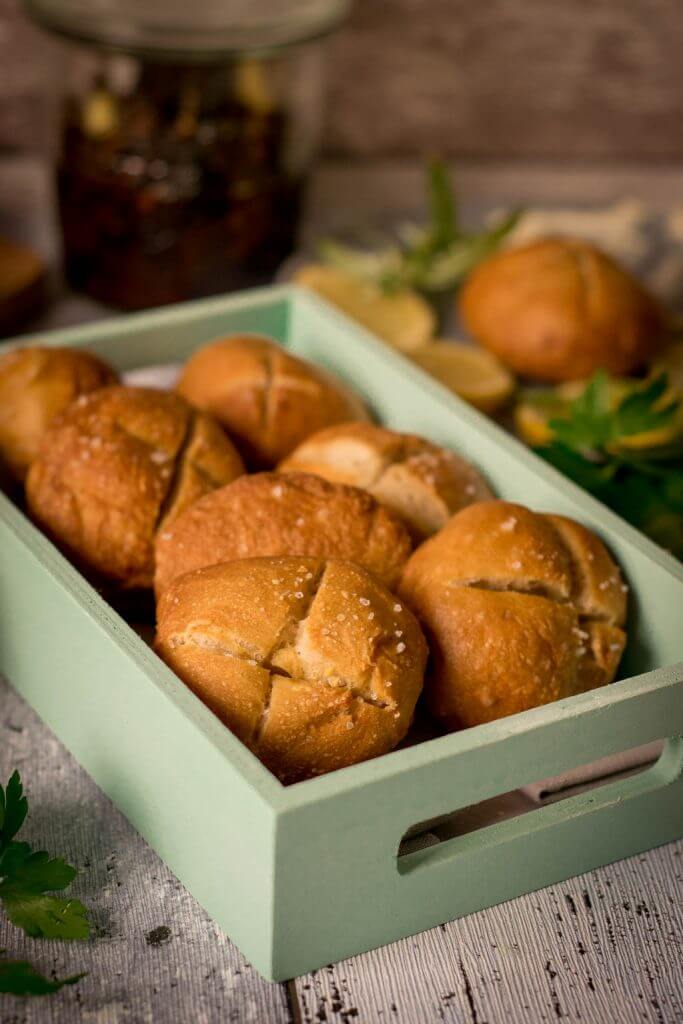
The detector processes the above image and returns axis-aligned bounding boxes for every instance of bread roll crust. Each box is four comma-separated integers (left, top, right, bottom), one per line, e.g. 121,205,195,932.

400,500,628,727
279,422,493,539
459,239,664,381
154,470,413,596
26,386,244,588
177,334,370,467
155,557,427,782
0,345,118,481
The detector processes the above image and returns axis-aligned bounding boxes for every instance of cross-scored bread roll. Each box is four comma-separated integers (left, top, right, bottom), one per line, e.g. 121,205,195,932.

459,239,664,381
154,471,413,597
26,386,244,589
279,422,493,540
176,334,370,468
0,345,118,483
399,500,628,728
155,556,427,782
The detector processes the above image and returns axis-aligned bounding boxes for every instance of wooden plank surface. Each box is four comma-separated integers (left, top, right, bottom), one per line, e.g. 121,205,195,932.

2,672,682,1023
294,846,683,1023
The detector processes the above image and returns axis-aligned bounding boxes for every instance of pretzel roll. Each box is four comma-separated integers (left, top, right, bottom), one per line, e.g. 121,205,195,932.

26,386,244,588
459,239,664,381
176,334,370,467
155,557,427,782
279,422,493,540
154,471,413,597
400,500,628,729
0,345,118,482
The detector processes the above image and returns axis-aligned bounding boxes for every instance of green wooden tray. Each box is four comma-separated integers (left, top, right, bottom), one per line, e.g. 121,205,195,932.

1,285,682,981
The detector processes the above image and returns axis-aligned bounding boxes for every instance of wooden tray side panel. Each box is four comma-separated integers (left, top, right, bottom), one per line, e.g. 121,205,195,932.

272,683,683,980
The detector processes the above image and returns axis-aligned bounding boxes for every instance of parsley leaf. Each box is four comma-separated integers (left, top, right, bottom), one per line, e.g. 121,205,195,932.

0,957,86,996
0,771,90,941
614,374,679,437
2,894,90,941
538,370,683,559
0,771,28,844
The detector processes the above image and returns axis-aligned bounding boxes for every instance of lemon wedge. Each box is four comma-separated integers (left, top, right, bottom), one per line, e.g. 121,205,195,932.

409,341,516,414
293,264,435,353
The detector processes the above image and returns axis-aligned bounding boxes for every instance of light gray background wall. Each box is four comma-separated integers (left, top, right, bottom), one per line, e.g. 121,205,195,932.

1,0,682,159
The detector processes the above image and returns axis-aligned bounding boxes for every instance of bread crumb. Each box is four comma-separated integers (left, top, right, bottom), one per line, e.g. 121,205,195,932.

345,720,354,730
294,591,304,599
271,485,283,498
368,611,375,621
598,580,610,590
150,450,169,464
511,560,521,570
336,613,345,622
393,603,402,612
395,630,403,638
500,517,517,531
359,597,370,606
295,517,305,527
396,642,406,654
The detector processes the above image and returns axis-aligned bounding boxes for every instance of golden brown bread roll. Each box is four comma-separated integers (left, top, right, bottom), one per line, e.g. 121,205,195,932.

154,470,413,597
155,556,427,782
279,422,493,540
176,334,370,467
399,500,628,729
26,386,244,588
459,239,665,381
0,345,118,482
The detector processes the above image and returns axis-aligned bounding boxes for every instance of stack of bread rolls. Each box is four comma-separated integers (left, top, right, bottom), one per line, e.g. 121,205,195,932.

1,331,628,783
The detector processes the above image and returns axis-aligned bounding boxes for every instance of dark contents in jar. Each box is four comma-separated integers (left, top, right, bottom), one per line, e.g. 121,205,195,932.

57,62,304,309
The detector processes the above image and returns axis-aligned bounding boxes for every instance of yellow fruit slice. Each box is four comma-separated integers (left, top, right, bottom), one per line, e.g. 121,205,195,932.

294,264,435,353
409,341,516,414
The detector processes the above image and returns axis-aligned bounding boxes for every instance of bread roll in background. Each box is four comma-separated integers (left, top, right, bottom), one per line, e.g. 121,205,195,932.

400,500,628,729
459,239,665,381
0,345,118,482
155,556,427,782
279,422,493,540
154,470,413,597
176,334,370,467
26,386,244,589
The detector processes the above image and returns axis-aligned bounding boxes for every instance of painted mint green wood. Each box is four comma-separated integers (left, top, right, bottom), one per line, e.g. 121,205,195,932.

1,286,682,981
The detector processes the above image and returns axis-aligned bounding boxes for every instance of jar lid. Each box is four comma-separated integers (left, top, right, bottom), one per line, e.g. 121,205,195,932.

24,0,350,56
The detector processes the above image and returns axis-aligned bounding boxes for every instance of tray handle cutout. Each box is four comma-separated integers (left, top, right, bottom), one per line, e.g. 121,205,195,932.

397,737,682,871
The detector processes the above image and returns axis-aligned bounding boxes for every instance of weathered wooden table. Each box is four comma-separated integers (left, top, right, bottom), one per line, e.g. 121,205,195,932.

1,158,682,1024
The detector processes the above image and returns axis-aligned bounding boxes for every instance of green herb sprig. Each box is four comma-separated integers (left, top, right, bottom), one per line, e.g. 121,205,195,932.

0,955,85,996
0,771,90,941
537,371,683,558
320,159,522,294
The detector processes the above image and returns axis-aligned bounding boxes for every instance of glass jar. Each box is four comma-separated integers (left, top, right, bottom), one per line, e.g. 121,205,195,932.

25,0,348,309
